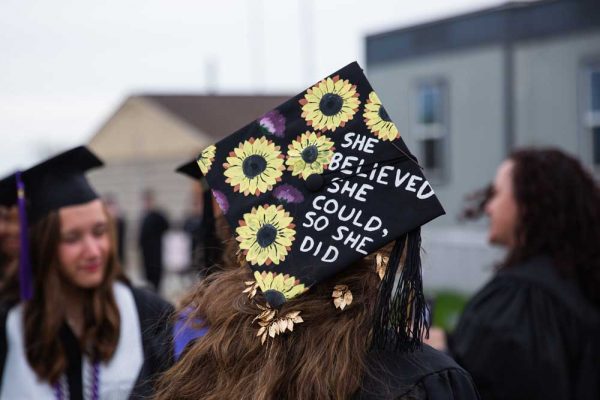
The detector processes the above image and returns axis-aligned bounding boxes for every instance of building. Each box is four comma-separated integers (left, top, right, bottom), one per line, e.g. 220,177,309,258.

87,94,290,277
366,0,600,293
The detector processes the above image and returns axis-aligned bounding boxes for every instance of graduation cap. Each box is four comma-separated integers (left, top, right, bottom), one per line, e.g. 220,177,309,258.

0,146,103,300
176,159,204,181
193,62,445,350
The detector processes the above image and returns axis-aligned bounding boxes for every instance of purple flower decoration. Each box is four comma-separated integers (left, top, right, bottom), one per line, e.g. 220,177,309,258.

211,189,229,214
273,184,304,204
258,110,286,137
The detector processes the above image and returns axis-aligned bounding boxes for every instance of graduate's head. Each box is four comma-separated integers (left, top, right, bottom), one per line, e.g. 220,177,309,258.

0,146,122,383
157,62,446,399
0,146,120,296
493,149,600,295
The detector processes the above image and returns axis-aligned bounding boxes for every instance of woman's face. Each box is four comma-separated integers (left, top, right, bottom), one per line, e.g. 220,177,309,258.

485,160,519,248
57,199,110,289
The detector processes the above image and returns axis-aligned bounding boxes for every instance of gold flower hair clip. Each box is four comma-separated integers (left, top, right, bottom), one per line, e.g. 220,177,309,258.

243,280,259,299
375,253,389,280
332,285,353,310
253,304,304,345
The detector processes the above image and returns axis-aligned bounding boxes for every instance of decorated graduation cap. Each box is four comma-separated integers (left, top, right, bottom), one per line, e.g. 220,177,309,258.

0,146,103,300
195,62,445,349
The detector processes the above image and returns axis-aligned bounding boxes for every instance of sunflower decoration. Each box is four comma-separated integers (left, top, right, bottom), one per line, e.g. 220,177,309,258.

196,144,217,175
254,271,306,304
299,75,361,132
286,131,335,180
236,204,296,266
223,137,285,196
363,91,400,141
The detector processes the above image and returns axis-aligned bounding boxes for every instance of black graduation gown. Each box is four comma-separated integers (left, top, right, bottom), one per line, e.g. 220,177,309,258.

0,284,174,399
448,255,600,400
356,344,480,399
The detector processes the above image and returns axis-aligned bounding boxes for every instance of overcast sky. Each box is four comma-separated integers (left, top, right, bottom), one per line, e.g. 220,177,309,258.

0,0,507,175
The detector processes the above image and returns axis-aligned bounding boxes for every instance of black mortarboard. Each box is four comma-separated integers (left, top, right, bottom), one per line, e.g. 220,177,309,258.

176,159,204,181
0,146,103,223
0,146,103,300
193,62,445,350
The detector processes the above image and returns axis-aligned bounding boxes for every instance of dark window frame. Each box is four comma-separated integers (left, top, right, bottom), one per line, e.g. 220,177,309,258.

413,78,450,184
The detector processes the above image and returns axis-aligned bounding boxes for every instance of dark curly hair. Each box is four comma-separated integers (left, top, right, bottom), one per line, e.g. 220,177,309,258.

506,148,600,306
462,149,600,305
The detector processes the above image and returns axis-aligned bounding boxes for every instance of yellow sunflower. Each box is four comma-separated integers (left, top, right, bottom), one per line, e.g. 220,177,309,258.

363,91,399,141
236,204,296,266
299,75,361,131
254,271,306,301
223,137,285,196
286,131,335,179
196,144,216,174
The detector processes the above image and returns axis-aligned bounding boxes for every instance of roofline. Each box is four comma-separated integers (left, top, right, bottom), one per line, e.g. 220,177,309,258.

366,0,600,66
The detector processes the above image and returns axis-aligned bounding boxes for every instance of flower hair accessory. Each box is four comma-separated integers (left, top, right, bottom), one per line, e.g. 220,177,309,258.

332,285,353,310
375,253,389,281
253,304,303,345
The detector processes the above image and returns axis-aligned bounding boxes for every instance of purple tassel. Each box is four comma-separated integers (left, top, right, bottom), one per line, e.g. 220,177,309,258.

15,171,33,301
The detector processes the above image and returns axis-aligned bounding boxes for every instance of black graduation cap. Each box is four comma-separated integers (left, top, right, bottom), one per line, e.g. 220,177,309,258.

194,62,445,350
176,159,204,181
0,146,103,300
0,146,103,223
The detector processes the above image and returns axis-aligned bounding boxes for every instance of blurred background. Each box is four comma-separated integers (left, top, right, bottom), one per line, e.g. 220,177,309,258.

2,0,599,329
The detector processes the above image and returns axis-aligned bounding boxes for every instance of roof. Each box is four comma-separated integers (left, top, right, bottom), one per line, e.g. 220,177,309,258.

145,94,292,140
366,0,600,66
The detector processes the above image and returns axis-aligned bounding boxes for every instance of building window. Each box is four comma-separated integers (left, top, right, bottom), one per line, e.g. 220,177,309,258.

584,64,600,167
414,81,448,182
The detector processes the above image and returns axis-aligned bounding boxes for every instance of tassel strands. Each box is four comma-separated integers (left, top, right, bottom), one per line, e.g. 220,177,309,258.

371,228,428,352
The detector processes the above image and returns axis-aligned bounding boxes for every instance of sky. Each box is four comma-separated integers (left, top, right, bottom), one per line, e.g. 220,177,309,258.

0,0,507,175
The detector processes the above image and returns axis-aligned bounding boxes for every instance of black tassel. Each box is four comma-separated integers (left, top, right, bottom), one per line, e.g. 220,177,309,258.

372,228,428,352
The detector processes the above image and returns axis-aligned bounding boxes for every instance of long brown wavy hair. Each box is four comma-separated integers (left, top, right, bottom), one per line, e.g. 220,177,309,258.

24,205,123,384
155,238,388,400
507,148,600,306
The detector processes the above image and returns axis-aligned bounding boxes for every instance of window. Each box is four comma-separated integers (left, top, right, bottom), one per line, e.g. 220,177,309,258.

590,69,600,166
582,64,600,170
414,80,448,182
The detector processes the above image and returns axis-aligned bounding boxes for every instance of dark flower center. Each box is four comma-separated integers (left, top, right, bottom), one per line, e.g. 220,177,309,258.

319,93,343,116
264,290,286,308
301,145,319,164
257,224,278,248
242,154,267,178
378,105,391,122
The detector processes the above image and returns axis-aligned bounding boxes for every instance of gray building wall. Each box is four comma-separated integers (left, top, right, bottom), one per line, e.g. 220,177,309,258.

367,47,507,293
513,30,600,164
368,46,506,227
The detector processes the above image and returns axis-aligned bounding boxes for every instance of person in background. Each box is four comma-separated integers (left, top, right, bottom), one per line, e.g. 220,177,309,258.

177,162,225,278
138,189,169,292
0,206,20,305
426,148,600,400
0,146,174,399
104,194,126,267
